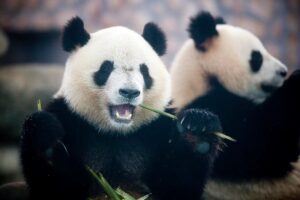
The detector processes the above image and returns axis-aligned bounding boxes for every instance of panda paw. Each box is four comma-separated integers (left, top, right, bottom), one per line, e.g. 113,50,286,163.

22,111,66,159
177,109,222,154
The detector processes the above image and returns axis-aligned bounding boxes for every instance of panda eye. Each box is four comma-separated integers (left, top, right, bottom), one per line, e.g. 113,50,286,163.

93,60,114,86
249,50,263,73
140,64,153,89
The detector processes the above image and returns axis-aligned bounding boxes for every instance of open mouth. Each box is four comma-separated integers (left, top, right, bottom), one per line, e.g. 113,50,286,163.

261,83,279,94
109,104,135,123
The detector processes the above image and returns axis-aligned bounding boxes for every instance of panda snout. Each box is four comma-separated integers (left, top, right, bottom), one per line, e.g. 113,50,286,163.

119,88,141,99
276,68,288,78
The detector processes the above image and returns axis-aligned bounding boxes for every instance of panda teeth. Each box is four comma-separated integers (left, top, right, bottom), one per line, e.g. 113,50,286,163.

116,110,132,120
109,104,135,123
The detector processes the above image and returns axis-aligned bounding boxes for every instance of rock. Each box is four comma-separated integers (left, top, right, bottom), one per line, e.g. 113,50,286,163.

0,181,29,200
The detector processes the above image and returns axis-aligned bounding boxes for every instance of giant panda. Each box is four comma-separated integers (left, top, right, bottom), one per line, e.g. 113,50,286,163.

20,17,223,200
170,11,300,200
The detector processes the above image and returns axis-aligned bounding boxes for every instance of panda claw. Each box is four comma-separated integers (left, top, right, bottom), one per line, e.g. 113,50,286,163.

180,117,186,125
43,140,69,162
56,140,70,157
177,121,185,133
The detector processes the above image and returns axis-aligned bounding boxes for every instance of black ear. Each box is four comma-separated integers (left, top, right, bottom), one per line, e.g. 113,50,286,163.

215,16,226,25
62,16,90,52
142,22,167,56
188,11,218,51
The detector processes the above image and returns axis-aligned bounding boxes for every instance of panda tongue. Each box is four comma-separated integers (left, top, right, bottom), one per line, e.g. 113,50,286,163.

117,105,130,115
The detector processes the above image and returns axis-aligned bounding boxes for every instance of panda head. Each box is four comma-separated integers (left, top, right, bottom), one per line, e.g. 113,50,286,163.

171,11,288,108
55,17,170,134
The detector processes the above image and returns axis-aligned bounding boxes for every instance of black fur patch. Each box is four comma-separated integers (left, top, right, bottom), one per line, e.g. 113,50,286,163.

21,97,220,199
188,11,218,51
184,72,300,181
215,16,226,24
249,50,263,73
142,22,167,56
62,16,90,52
93,60,114,86
140,64,153,89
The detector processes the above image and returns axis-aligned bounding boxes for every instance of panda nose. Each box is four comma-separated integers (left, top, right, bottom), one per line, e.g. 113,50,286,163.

277,69,287,77
119,88,140,99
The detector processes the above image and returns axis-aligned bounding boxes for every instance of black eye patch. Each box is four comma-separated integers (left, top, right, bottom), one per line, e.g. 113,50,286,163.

249,50,263,73
140,64,153,89
94,60,114,86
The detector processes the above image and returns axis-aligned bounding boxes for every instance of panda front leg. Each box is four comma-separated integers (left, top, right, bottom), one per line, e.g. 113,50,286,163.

21,111,90,200
254,69,300,169
149,109,222,200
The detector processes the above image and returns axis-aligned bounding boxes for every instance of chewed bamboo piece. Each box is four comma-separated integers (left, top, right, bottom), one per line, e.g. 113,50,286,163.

139,104,236,142
37,99,43,111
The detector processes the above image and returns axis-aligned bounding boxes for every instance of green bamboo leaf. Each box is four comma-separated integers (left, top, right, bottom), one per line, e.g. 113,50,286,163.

115,188,150,200
137,194,151,200
37,99,42,111
86,166,121,200
116,188,136,200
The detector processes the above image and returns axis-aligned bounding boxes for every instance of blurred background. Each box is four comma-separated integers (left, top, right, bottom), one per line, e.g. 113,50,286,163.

0,0,299,186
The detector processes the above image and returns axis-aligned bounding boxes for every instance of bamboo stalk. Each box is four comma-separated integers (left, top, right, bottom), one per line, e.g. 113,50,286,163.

139,104,177,120
215,132,236,142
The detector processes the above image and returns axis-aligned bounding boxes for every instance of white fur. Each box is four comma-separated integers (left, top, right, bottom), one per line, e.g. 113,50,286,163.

170,24,287,109
55,26,171,134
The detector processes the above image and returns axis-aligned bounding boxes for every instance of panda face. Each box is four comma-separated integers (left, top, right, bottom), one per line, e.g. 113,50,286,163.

56,25,170,133
93,59,146,126
171,22,288,109
223,25,288,103
248,49,287,97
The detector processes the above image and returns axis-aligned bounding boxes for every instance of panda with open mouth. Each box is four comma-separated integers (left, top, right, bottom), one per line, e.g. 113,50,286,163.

20,17,223,200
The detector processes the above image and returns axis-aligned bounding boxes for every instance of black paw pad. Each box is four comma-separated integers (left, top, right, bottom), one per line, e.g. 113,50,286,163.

196,142,211,154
